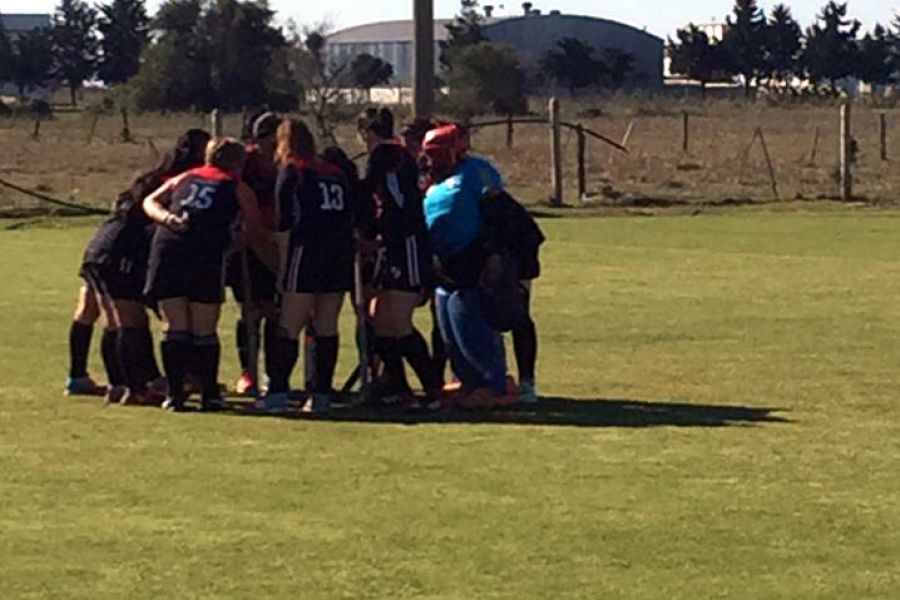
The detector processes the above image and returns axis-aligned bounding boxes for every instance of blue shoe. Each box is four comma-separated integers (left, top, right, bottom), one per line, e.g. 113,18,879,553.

518,380,538,405
253,393,289,414
65,375,107,397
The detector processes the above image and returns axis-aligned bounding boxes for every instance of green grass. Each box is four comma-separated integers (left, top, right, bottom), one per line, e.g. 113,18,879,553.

2,210,900,598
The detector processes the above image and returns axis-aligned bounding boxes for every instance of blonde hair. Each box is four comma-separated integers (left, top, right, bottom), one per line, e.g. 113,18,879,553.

205,138,246,173
275,118,316,166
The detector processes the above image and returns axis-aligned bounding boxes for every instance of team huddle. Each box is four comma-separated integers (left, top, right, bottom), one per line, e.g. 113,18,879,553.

64,109,545,414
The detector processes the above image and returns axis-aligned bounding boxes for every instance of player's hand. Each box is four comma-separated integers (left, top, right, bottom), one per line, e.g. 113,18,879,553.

163,212,188,233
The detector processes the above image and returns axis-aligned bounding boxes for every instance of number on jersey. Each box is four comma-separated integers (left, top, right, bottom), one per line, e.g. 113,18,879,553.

181,183,217,210
318,182,345,211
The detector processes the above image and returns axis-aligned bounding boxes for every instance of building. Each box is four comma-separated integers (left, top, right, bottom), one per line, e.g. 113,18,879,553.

325,10,664,89
0,13,51,39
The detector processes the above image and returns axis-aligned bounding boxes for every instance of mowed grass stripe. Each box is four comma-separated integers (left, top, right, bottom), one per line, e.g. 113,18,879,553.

1,211,899,599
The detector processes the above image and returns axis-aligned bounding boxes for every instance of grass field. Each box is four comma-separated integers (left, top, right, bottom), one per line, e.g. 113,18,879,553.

2,209,900,598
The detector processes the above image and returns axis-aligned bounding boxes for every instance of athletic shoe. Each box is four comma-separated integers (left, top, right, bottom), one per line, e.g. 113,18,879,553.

234,371,256,396
161,397,185,413
302,394,332,414
201,397,229,413
65,375,107,397
518,379,538,405
252,393,289,414
147,377,169,397
104,385,127,405
457,387,518,410
120,388,164,407
407,397,443,413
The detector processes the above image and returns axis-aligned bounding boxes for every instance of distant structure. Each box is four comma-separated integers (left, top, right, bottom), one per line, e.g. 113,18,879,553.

697,20,727,42
325,6,664,89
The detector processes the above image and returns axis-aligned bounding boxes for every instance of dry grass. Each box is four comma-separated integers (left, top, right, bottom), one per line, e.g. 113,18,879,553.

0,98,897,213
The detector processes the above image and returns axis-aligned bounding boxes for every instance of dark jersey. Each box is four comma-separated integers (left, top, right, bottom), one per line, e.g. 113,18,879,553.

243,145,277,231
362,142,427,245
154,166,240,260
276,158,354,253
83,205,155,268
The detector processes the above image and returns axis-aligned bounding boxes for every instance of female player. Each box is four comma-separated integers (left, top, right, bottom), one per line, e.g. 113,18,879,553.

358,108,441,408
143,138,272,412
79,128,211,405
256,118,356,414
64,285,105,396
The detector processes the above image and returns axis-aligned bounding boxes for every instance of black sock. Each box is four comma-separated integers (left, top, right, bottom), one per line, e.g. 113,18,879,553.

117,328,148,392
263,318,280,381
399,331,441,394
101,328,124,386
136,327,161,383
69,321,93,379
161,331,191,401
194,334,222,400
269,329,299,394
314,336,339,394
375,336,405,392
512,316,537,382
236,318,249,372
303,327,317,390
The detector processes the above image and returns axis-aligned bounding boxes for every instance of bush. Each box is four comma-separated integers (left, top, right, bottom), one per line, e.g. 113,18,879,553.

443,42,528,119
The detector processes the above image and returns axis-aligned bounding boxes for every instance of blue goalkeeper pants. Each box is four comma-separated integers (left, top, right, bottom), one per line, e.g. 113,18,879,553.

434,287,508,395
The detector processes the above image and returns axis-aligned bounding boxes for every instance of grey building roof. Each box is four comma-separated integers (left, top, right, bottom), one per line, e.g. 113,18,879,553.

0,13,52,33
485,13,664,44
328,18,481,44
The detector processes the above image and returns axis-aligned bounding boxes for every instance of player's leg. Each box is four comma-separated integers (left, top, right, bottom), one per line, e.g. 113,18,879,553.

66,284,105,396
307,292,345,412
158,298,191,412
189,301,225,412
445,289,509,398
114,300,162,405
512,279,538,404
256,292,314,412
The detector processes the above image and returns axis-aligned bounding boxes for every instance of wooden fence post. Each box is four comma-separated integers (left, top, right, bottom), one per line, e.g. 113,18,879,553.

506,113,514,149
682,111,690,154
86,113,101,144
120,108,132,142
880,113,888,162
840,102,852,201
576,124,587,200
755,127,779,200
621,120,635,149
808,126,821,166
549,97,563,206
32,115,41,140
210,109,223,137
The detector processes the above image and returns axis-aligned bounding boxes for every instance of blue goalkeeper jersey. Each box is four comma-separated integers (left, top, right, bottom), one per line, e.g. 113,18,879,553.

424,156,504,259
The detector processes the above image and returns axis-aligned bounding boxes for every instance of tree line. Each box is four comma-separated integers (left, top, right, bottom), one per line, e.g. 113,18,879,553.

669,0,900,96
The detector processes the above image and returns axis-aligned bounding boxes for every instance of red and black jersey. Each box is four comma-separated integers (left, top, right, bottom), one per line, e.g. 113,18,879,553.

243,145,278,231
276,157,354,254
155,166,240,259
361,141,427,246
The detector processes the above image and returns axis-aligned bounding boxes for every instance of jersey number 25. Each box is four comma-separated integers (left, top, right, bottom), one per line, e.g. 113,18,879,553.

318,182,345,211
181,183,217,210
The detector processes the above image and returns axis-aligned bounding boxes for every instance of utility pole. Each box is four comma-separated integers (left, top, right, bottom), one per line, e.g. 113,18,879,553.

413,0,435,119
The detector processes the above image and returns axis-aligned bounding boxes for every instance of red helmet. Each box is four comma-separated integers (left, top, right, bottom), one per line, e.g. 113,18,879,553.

422,124,462,154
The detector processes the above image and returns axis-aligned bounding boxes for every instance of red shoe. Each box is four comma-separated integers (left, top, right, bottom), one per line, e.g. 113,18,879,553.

234,371,256,396
457,386,519,410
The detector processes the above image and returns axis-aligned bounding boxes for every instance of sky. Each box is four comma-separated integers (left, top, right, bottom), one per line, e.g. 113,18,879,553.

1,0,897,38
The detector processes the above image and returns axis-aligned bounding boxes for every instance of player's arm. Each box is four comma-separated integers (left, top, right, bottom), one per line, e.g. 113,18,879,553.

273,164,300,289
142,174,187,230
236,181,279,274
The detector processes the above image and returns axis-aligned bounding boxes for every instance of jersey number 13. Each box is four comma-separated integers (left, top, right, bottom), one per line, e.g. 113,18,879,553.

318,182,345,211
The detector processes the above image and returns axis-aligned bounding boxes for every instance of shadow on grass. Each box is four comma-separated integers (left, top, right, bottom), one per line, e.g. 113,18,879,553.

226,396,790,429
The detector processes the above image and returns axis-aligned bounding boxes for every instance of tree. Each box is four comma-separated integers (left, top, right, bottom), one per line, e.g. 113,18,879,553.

668,25,727,98
97,0,150,85
602,48,635,89
0,13,13,84
297,28,349,143
721,0,767,96
350,53,393,100
541,37,605,95
802,1,861,92
858,24,895,88
763,4,802,87
441,0,487,70
11,27,55,97
446,42,527,117
52,0,99,105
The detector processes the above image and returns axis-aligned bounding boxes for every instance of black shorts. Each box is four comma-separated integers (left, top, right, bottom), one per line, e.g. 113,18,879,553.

226,250,277,303
282,244,354,295
144,242,227,304
79,258,145,302
517,246,541,281
374,235,429,293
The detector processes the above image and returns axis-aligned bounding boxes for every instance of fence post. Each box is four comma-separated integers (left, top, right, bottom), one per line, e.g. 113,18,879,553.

210,109,223,137
549,97,563,206
682,111,690,154
120,108,132,142
576,124,587,200
621,119,635,149
755,127,779,200
86,113,101,144
32,115,41,140
506,113,514,149
880,113,888,162
840,102,852,201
